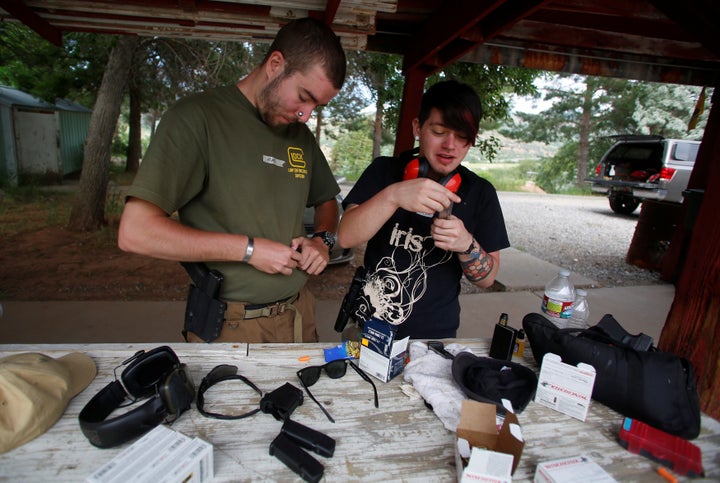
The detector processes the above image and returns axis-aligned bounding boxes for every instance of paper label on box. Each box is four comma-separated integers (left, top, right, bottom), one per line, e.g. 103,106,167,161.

359,345,393,382
461,447,513,483
158,438,214,483
362,318,396,357
535,353,596,421
87,426,189,483
534,454,617,482
359,318,408,382
390,335,409,357
86,426,213,483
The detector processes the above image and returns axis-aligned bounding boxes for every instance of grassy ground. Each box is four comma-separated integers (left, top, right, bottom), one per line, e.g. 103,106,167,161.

0,188,74,236
0,161,532,236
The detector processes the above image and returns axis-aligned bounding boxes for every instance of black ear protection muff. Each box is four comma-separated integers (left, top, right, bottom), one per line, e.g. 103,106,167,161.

78,346,195,448
403,157,461,194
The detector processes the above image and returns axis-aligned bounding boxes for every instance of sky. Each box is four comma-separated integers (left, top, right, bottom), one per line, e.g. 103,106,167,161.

509,74,583,114
511,94,553,114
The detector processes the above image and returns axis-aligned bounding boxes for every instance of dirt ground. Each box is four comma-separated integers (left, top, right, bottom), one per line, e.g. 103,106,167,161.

0,224,362,302
1,185,495,302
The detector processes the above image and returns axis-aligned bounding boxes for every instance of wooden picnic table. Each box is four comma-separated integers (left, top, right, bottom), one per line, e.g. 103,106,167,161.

0,340,717,482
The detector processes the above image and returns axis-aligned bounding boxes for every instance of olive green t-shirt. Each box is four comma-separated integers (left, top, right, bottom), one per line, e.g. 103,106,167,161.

127,85,339,303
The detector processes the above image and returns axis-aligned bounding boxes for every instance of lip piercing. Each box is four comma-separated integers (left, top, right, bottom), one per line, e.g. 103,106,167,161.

298,111,304,118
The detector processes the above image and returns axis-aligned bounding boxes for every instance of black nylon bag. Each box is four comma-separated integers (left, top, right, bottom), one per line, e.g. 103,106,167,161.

522,313,701,439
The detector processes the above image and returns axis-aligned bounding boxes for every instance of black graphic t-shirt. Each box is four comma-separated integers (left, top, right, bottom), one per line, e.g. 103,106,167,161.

343,154,510,339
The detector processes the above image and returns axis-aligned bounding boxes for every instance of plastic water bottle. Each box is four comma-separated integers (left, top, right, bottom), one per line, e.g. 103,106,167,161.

567,289,589,330
541,269,575,328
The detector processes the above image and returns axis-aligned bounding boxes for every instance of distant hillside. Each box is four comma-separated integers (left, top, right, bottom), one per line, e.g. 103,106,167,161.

314,117,559,166
465,130,560,163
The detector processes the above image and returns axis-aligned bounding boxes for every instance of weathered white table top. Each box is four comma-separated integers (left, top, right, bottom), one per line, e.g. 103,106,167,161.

0,341,717,482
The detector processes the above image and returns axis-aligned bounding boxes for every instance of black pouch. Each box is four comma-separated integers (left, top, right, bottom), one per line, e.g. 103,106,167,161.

281,419,336,457
184,284,226,342
260,382,304,421
269,432,324,483
523,312,701,439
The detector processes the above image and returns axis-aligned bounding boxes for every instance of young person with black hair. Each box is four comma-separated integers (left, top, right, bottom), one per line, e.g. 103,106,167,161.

337,80,509,339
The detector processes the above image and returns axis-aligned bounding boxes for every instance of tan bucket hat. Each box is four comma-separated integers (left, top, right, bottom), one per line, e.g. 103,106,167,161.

0,352,97,453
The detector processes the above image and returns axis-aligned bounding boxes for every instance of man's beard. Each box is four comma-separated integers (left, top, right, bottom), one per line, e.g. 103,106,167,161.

257,73,290,127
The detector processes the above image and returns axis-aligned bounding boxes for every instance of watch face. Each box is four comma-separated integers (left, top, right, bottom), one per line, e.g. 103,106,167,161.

314,231,336,249
326,232,337,247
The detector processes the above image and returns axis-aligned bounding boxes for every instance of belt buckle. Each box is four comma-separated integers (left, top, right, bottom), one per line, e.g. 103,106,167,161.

267,301,285,317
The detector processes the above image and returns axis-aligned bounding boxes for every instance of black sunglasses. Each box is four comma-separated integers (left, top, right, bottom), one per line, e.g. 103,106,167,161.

296,359,378,423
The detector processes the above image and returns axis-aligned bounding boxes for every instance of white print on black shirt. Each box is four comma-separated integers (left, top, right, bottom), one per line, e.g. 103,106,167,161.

262,155,285,167
389,223,424,252
356,223,452,326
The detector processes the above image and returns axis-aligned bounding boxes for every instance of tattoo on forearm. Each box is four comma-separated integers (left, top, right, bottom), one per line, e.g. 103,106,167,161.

461,248,494,283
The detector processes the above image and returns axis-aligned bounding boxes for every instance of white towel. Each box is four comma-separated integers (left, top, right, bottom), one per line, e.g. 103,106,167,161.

402,341,472,431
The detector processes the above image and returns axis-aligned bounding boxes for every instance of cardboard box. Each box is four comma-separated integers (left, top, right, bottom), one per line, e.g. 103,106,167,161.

87,425,214,483
455,400,525,482
359,318,409,382
461,447,514,483
534,454,617,482
534,353,596,421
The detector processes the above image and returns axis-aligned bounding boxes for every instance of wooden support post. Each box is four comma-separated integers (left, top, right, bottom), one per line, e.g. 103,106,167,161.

659,87,720,419
393,69,426,156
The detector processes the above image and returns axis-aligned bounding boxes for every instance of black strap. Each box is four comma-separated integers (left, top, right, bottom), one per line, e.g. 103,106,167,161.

78,380,168,448
197,365,263,420
593,314,654,351
78,347,193,449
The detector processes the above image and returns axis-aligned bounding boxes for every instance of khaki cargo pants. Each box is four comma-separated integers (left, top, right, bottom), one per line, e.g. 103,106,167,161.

185,286,318,343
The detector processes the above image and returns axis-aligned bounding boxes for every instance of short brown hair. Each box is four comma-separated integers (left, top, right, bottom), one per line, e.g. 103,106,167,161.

264,18,347,90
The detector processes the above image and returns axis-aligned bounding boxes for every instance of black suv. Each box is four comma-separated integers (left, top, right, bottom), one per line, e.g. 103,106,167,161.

586,135,700,214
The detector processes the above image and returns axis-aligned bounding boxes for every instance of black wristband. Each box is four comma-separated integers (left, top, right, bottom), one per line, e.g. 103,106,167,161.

197,364,262,420
461,239,477,255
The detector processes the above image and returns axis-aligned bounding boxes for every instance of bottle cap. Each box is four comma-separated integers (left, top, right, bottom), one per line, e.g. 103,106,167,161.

499,313,509,326
576,288,587,296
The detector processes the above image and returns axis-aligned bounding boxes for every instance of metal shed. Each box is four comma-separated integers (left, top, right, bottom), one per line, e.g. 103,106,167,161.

0,86,90,186
55,97,92,176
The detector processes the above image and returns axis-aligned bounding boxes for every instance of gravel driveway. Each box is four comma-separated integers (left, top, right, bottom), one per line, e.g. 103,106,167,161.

498,191,665,288
339,181,666,289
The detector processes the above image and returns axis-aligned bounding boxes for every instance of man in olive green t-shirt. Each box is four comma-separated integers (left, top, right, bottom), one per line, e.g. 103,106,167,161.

118,18,347,343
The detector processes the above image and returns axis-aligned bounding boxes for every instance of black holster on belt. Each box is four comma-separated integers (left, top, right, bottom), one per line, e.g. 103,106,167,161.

334,266,366,332
181,262,227,342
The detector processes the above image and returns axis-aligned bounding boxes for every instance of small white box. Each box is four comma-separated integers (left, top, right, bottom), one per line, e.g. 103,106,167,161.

359,318,409,382
534,353,596,421
461,447,514,483
454,400,525,482
534,454,617,482
157,438,214,483
87,426,213,483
